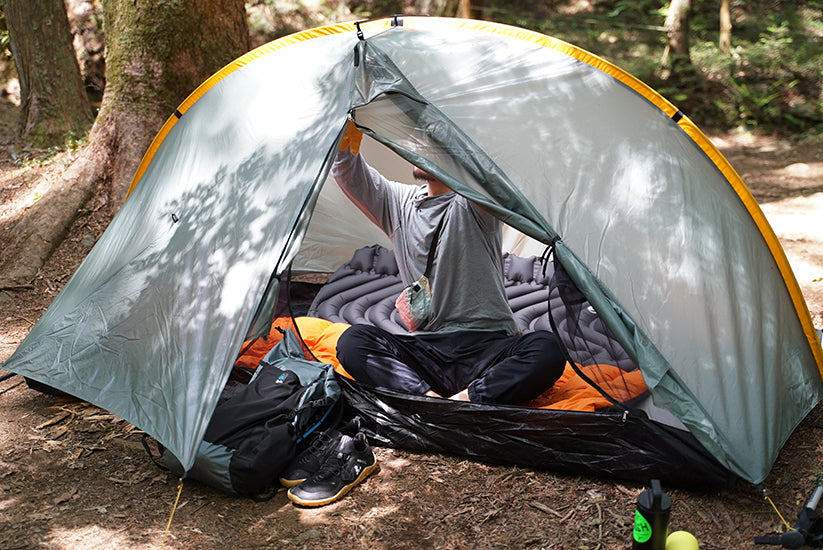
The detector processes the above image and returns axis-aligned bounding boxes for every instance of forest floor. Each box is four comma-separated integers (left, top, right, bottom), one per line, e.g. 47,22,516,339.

1,95,823,549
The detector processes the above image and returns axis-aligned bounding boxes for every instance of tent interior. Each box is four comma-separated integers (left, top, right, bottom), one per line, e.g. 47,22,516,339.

228,130,735,490
263,133,652,414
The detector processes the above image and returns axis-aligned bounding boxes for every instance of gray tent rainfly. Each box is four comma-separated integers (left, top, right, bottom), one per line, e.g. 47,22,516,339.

3,16,822,489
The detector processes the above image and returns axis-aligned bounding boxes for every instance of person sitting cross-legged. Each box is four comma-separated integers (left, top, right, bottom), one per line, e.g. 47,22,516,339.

332,121,565,404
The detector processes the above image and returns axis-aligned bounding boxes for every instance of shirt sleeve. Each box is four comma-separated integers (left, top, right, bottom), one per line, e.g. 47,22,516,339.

332,150,402,237
465,198,501,235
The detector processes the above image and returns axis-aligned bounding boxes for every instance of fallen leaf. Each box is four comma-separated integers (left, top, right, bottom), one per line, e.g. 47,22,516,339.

36,411,70,430
529,501,563,517
48,425,69,440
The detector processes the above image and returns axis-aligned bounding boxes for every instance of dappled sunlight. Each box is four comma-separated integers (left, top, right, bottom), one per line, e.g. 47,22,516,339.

0,496,20,514
0,12,820,549
761,192,823,305
295,501,401,526
0,147,82,244
0,166,56,225
761,192,823,242
292,23,823,485
45,525,158,550
0,320,28,362
710,132,785,152
374,453,412,473
770,161,823,189
781,252,823,293
219,257,263,318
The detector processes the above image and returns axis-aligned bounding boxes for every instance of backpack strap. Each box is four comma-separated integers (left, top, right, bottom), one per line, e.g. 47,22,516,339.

295,398,343,444
423,215,447,279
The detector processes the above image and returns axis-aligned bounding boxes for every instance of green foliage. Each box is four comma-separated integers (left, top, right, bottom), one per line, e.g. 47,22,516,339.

480,0,823,136
686,3,823,134
6,0,822,137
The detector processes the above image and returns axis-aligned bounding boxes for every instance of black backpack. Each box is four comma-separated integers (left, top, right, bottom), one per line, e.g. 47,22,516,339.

160,328,340,499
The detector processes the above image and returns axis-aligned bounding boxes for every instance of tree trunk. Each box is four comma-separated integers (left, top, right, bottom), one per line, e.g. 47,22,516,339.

3,0,93,147
660,0,693,75
458,0,472,19
0,0,249,294
719,0,732,53
416,0,470,17
67,0,106,106
96,0,250,204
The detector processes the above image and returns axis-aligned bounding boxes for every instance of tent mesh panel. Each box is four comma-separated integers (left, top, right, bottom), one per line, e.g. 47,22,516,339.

547,256,646,407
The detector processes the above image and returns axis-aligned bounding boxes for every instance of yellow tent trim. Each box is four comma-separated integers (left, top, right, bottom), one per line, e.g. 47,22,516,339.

123,15,823,376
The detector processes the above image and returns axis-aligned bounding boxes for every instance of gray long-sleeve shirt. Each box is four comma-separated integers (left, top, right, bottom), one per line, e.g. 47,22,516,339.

332,150,517,335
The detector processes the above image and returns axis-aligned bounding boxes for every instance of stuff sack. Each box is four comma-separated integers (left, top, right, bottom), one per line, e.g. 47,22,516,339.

394,274,432,331
162,328,341,498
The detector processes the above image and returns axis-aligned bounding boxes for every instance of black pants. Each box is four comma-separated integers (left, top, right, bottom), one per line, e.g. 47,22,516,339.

336,324,566,404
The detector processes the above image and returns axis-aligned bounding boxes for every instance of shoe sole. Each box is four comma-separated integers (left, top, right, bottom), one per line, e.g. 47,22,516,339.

279,477,306,488
287,459,378,507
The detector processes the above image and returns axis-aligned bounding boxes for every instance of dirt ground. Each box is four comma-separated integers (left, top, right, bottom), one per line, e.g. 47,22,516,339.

1,96,823,549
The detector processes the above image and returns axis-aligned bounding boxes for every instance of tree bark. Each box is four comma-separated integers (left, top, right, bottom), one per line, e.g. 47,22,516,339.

0,0,249,293
96,0,250,203
719,0,732,53
458,0,472,19
3,0,93,147
416,0,471,17
660,0,693,75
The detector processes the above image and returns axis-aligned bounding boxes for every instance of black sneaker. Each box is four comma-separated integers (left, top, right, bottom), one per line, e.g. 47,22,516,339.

287,432,377,507
279,416,361,488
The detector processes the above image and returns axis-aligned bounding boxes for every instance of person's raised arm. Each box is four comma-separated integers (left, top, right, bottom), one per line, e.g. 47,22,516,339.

332,121,397,234
338,119,363,155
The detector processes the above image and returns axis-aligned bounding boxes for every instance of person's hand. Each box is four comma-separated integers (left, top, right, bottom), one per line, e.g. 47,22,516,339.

339,120,363,154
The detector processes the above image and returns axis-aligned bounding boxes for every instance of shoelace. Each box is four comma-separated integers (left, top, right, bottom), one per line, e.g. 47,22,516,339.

313,453,347,480
297,431,336,465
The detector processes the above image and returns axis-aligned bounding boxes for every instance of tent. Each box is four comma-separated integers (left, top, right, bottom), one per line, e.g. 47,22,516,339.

3,16,822,490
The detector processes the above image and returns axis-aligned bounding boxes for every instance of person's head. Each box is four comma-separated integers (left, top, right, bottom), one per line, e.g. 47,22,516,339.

413,166,450,196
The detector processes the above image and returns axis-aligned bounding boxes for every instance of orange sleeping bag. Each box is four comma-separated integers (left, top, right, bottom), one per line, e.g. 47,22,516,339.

235,317,648,412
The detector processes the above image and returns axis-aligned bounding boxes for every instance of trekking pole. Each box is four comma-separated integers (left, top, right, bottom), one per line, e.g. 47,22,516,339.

755,479,823,548
808,483,823,512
